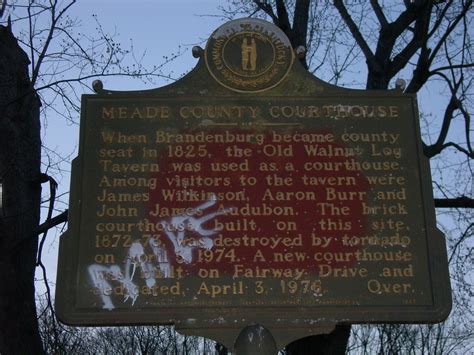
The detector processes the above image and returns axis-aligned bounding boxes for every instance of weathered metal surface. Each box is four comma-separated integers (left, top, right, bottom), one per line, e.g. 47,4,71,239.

55,18,451,350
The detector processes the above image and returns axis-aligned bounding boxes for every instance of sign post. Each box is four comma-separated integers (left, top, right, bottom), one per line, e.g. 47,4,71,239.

56,18,451,351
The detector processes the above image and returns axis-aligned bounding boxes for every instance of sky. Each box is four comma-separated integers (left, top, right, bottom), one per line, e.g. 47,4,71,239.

36,0,229,297
75,0,227,87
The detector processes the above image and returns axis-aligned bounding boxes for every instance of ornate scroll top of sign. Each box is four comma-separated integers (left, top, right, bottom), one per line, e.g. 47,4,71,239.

205,18,294,92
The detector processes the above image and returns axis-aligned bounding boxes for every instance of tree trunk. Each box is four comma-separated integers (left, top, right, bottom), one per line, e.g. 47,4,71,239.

285,325,351,355
0,24,44,354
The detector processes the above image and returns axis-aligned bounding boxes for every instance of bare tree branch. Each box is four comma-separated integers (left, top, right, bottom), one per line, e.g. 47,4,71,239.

37,209,67,235
31,0,77,85
333,0,376,71
369,0,388,28
427,0,473,68
293,0,311,48
435,197,474,209
388,3,432,78
275,0,291,31
253,0,278,23
448,222,474,263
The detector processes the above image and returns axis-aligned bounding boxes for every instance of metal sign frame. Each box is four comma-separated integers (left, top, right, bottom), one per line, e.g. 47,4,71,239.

56,18,451,350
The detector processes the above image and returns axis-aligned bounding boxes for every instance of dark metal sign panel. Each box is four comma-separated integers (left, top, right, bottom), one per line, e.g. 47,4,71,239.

56,18,451,349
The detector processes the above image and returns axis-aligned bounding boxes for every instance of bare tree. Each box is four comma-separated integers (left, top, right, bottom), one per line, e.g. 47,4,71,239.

219,1,474,353
81,325,213,354
0,1,178,353
37,296,93,354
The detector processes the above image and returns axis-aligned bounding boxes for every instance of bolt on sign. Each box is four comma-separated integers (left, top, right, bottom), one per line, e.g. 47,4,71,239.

56,18,451,350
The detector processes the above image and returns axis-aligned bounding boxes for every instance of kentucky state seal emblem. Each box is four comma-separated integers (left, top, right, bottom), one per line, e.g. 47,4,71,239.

205,18,294,93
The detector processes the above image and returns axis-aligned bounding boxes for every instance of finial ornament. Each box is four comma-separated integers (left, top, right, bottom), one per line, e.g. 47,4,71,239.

92,80,104,94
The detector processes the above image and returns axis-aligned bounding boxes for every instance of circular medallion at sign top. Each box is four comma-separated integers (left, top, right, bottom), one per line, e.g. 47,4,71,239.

205,18,295,93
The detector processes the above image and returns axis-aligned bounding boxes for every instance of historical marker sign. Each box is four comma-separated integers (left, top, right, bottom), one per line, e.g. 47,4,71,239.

56,19,451,349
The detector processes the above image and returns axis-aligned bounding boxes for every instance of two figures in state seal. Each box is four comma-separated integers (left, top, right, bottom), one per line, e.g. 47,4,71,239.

241,38,257,71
